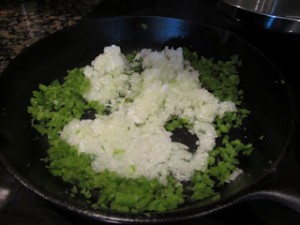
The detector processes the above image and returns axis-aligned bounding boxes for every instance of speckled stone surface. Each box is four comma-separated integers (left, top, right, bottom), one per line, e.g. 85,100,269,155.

0,0,101,73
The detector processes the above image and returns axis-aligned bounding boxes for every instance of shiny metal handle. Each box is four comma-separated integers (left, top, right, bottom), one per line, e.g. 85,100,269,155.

240,149,300,214
243,190,300,214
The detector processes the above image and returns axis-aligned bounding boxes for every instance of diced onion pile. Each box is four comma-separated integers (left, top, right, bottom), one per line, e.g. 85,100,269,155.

61,45,236,184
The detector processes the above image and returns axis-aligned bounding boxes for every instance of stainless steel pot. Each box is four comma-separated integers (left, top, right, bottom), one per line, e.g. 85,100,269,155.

219,0,300,33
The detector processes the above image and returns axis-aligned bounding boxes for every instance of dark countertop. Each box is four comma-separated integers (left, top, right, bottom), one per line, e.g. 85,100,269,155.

0,0,101,74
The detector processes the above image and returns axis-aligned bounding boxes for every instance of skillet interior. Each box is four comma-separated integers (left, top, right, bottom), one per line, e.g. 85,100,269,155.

0,16,294,222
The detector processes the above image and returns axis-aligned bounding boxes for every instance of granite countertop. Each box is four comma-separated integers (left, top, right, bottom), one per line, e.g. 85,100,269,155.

0,0,101,74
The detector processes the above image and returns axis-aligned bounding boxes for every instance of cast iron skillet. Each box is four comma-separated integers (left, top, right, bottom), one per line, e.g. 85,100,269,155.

0,16,299,224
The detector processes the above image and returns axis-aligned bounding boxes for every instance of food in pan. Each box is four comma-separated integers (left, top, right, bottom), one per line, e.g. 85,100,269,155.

28,45,253,212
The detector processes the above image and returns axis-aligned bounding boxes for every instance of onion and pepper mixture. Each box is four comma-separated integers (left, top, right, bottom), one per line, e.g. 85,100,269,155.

28,46,253,212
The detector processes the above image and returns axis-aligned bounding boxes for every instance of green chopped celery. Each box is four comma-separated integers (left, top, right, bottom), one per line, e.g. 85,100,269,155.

88,100,106,114
165,116,191,132
113,149,125,156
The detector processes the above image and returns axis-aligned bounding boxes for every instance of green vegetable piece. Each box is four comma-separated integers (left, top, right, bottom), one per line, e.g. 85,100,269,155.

113,149,126,156
165,116,191,132
89,100,106,114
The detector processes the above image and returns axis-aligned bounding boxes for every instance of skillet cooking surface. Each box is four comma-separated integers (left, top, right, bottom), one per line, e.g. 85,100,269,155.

0,16,294,223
